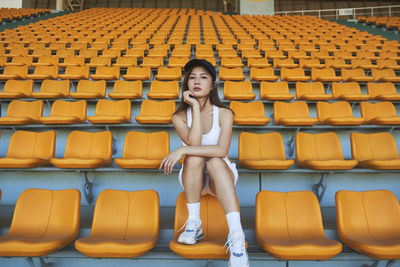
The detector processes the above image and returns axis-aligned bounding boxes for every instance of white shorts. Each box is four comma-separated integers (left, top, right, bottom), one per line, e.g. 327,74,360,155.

178,157,239,196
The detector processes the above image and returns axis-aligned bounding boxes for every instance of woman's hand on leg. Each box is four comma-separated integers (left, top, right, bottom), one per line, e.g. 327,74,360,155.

159,147,184,175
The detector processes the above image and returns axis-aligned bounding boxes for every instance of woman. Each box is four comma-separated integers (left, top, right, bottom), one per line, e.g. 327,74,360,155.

159,59,249,267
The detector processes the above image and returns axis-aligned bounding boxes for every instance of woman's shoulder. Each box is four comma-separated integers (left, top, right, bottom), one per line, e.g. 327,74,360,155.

218,106,233,124
172,109,187,123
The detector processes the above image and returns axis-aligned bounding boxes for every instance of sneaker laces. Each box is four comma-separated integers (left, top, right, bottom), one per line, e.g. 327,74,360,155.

223,232,246,256
178,215,200,233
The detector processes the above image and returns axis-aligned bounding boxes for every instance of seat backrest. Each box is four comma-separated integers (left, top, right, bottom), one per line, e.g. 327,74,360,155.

4,65,28,76
173,192,232,241
296,132,344,161
317,101,353,120
256,191,326,241
76,80,106,94
122,131,169,160
95,99,131,118
230,101,265,118
7,130,56,159
65,66,89,76
367,82,397,97
274,101,310,121
7,188,80,240
50,100,87,120
224,81,252,94
296,81,325,95
260,81,289,95
33,65,58,76
150,80,179,94
332,82,361,96
351,132,399,161
7,100,43,119
4,79,33,94
64,131,112,161
281,67,305,76
113,80,142,94
342,68,366,77
40,80,69,94
140,100,176,117
336,190,400,242
89,189,159,240
360,101,397,119
239,132,287,161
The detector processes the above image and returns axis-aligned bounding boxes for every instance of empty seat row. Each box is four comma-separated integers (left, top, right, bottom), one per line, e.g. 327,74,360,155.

2,188,400,261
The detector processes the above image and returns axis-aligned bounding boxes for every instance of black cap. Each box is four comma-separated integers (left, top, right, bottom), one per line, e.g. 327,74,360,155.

183,59,216,81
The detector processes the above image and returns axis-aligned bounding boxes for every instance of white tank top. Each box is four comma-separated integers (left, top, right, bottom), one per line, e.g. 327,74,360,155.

185,105,220,146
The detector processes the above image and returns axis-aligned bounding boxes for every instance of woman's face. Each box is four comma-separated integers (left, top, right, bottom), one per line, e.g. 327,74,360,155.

187,66,213,98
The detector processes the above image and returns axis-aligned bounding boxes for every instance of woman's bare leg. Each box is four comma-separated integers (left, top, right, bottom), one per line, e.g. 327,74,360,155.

182,156,206,203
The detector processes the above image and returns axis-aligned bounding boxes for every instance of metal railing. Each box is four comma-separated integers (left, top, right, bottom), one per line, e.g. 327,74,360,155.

275,5,400,20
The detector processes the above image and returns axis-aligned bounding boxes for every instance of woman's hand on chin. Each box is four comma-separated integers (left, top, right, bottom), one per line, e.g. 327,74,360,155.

183,91,199,107
159,147,185,175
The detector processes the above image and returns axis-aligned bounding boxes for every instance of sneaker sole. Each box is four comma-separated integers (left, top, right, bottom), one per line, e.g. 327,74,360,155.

178,233,204,245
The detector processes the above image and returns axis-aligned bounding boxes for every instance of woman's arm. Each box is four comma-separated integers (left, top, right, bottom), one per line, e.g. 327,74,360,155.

160,108,233,174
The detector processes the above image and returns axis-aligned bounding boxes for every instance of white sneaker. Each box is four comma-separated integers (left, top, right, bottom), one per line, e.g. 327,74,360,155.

225,230,250,267
177,215,203,245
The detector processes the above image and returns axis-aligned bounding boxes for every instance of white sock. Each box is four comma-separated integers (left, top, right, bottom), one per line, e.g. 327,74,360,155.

187,202,200,220
226,212,243,235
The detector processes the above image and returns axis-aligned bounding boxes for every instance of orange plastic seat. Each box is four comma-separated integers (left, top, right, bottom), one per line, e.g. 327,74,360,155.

147,80,179,99
296,82,332,100
317,101,364,125
360,101,400,125
155,67,182,80
372,68,400,82
256,190,342,260
55,49,75,58
280,67,310,82
311,68,342,82
0,65,27,80
27,65,58,80
70,80,106,99
0,188,80,256
113,57,137,68
367,82,400,100
87,57,111,67
299,58,325,69
239,132,294,170
0,100,43,125
218,49,237,59
325,58,351,69
332,82,370,100
90,66,120,80
58,66,90,80
125,48,145,58
75,189,159,257
273,58,298,69
169,192,246,259
31,80,70,99
241,49,262,59
0,131,55,168
108,80,142,99
87,99,131,124
295,132,358,170
221,57,244,68
247,58,271,68
260,81,294,100
59,56,85,67
5,56,33,67
123,67,151,80
265,50,286,60
40,100,87,124
50,131,112,169
79,49,98,59
168,57,189,68
230,101,269,125
135,100,175,124
351,132,400,169
342,68,374,82
249,67,278,81
141,57,164,68
219,67,245,81
336,190,400,259
0,80,33,98
100,49,121,59
350,59,377,69
223,81,256,100
274,101,317,126
376,59,400,70
115,131,169,168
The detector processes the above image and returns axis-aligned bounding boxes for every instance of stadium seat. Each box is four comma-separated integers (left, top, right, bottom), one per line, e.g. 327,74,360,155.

0,79,33,98
274,101,317,125
221,57,244,68
219,67,245,81
87,99,131,124
0,65,27,80
0,100,43,125
336,190,400,259
325,58,350,69
376,59,400,70
113,57,137,68
223,81,256,100
360,101,400,125
147,80,179,99
87,57,111,67
58,66,90,80
256,191,342,260
75,189,159,257
295,132,358,170
108,80,142,99
241,49,262,59
40,100,87,124
332,82,370,100
367,82,400,100
0,131,55,168
341,68,374,82
280,67,310,82
141,57,164,68
5,56,32,67
351,132,400,169
168,57,189,68
125,48,145,58
218,49,237,58
0,188,80,256
311,68,342,82
238,132,294,169
296,82,332,100
50,131,112,169
27,65,58,80
100,49,121,59
299,58,325,69
229,101,270,125
249,67,278,81
372,68,400,82
350,59,377,69
90,66,120,80
273,58,298,68
114,131,169,168
169,192,246,259
260,81,294,100
317,101,364,125
265,50,286,60
31,79,70,99
247,58,271,68
59,56,85,67
123,67,151,80
70,80,106,99
155,67,182,80
79,49,98,59
135,100,175,124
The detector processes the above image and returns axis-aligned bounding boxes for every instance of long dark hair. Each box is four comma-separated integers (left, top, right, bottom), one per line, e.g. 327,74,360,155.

174,65,234,115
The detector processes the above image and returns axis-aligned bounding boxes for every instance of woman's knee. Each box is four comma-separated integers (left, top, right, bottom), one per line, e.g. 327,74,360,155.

206,157,226,173
184,156,205,170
